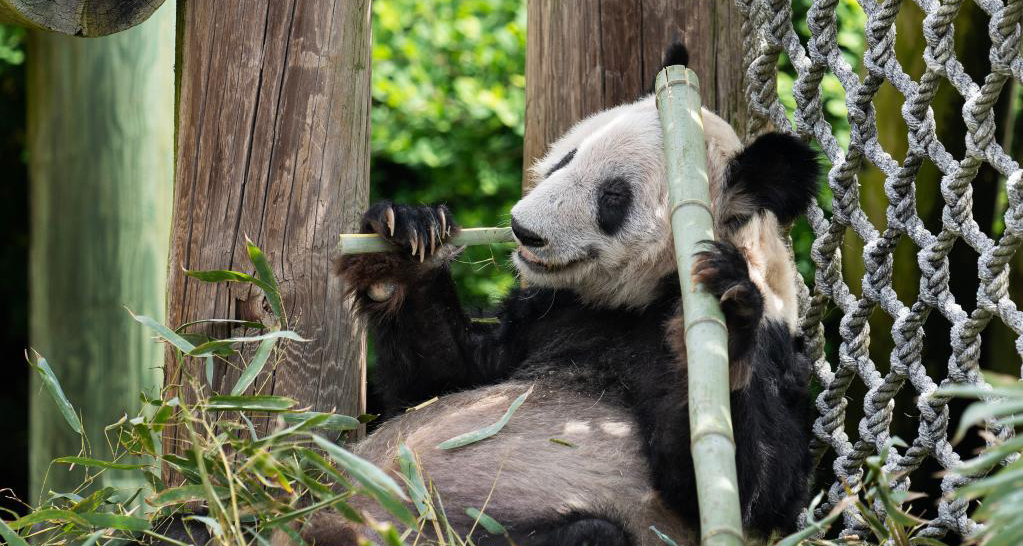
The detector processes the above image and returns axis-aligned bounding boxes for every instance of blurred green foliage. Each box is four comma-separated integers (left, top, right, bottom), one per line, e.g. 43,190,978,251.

371,0,527,309
0,24,25,70
782,0,867,283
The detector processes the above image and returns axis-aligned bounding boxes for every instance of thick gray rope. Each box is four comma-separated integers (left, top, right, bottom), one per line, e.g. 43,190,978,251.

735,0,1023,538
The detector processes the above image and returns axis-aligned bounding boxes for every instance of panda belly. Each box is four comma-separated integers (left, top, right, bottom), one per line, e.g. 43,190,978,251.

350,379,695,546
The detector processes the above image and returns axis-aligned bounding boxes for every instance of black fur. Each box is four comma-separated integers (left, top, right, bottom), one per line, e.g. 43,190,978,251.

693,240,764,359
661,40,689,69
337,218,811,537
596,177,634,236
726,132,821,225
647,40,691,94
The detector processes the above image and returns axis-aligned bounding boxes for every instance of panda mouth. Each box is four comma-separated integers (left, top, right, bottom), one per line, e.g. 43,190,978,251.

516,247,587,273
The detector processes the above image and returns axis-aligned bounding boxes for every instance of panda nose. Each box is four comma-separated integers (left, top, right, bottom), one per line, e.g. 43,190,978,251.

511,217,547,248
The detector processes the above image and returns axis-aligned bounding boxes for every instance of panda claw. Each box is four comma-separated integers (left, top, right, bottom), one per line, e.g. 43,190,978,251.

720,285,743,303
439,210,447,239
410,228,418,256
429,225,437,255
419,240,426,262
385,206,396,237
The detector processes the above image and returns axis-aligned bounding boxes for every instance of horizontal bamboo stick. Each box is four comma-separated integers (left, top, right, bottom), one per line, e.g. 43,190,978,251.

656,65,745,546
338,227,515,255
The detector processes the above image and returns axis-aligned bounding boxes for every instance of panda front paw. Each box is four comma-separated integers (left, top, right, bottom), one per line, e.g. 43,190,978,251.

692,241,764,337
335,202,461,311
361,201,458,262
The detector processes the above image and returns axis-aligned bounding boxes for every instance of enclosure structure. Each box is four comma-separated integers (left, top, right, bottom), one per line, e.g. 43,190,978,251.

737,0,1023,538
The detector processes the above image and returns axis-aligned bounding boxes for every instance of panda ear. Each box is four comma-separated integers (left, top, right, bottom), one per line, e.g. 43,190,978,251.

646,40,690,95
725,132,821,225
660,40,689,69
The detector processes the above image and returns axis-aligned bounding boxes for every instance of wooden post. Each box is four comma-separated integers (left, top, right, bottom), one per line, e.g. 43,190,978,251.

523,0,747,189
164,0,371,479
26,2,175,497
0,0,166,37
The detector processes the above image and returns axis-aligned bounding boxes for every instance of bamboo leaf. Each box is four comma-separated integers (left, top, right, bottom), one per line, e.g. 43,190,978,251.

649,526,681,546
131,312,196,353
80,530,105,546
28,352,82,434
246,238,285,325
281,412,360,432
206,395,297,412
312,436,415,528
398,444,433,520
0,518,28,546
53,456,146,471
311,436,408,501
437,386,532,449
189,330,306,358
231,337,276,395
466,507,506,535
7,508,91,529
205,356,215,387
79,512,151,532
175,317,266,331
149,485,230,507
184,515,223,537
952,400,1023,443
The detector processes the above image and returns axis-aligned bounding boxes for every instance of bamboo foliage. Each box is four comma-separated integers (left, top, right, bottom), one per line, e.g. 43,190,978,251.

655,66,745,546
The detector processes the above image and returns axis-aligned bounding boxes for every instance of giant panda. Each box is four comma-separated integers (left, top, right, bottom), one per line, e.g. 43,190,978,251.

279,45,819,546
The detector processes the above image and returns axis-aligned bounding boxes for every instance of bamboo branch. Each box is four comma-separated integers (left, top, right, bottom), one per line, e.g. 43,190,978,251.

338,227,515,255
655,66,745,546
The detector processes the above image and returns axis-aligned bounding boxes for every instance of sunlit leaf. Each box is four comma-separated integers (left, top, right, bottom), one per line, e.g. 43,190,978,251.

466,507,506,535
437,385,532,449
206,395,297,412
54,456,146,471
281,412,360,432
28,352,82,434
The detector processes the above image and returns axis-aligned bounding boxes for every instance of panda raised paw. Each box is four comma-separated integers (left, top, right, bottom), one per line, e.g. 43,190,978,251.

692,240,765,339
335,201,460,308
361,201,457,262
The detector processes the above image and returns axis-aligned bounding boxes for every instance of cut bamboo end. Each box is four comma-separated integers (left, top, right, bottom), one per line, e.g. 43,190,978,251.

338,227,515,255
656,65,746,546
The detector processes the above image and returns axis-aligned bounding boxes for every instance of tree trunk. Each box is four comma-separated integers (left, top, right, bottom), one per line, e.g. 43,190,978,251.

164,0,371,481
27,2,175,497
523,0,748,189
0,0,166,37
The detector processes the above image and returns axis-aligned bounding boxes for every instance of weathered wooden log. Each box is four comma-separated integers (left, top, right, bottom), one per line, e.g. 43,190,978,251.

523,0,748,189
164,0,372,482
0,0,166,37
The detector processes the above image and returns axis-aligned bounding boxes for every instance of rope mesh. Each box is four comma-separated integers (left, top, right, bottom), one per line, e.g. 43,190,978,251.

735,0,1023,538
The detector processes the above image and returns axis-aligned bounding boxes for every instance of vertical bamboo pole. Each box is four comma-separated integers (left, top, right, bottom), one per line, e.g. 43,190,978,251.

27,1,175,497
655,66,745,546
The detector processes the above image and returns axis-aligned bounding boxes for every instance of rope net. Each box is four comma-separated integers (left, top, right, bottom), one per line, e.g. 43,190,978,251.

735,0,1023,538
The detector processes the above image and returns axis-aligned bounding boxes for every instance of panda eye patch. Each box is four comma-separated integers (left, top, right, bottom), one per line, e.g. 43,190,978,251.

545,148,577,177
596,177,633,235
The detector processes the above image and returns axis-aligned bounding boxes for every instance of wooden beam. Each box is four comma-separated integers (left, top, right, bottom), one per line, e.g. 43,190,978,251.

0,0,166,37
523,0,747,189
164,0,371,481
27,1,175,496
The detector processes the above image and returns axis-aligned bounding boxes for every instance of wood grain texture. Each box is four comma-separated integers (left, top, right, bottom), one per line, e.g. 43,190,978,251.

27,1,175,496
523,0,747,189
0,0,165,36
165,0,371,477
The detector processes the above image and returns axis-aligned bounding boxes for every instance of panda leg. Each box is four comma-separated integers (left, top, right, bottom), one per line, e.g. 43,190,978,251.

499,516,630,546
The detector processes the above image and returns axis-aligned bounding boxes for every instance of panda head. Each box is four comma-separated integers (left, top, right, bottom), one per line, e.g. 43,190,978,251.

509,98,820,311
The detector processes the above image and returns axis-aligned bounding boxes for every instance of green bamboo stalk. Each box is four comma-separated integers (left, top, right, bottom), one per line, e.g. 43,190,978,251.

655,66,745,546
338,227,514,255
